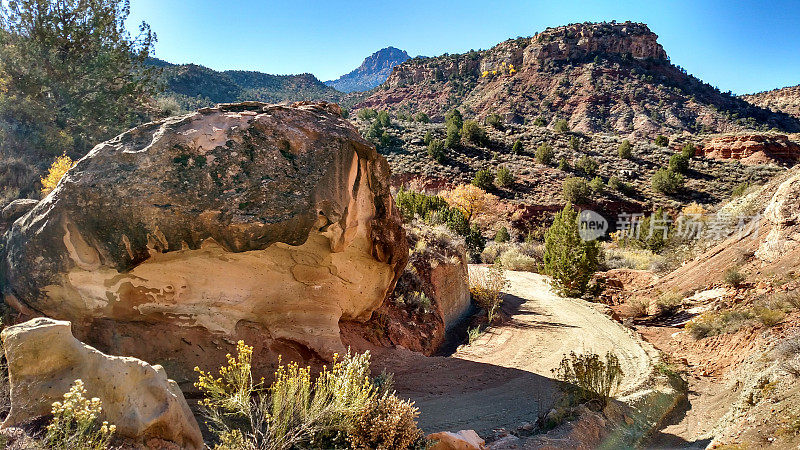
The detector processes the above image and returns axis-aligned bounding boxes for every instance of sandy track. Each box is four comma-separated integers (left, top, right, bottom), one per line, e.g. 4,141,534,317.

372,268,658,434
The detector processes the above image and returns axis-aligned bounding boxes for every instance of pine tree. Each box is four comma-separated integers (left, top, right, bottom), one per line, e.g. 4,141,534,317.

543,203,601,297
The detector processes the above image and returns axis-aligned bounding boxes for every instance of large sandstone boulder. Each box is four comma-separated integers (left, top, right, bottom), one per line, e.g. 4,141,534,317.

0,101,408,384
1,318,203,449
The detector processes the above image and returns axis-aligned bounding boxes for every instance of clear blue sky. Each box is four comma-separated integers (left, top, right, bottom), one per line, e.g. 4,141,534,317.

128,0,800,94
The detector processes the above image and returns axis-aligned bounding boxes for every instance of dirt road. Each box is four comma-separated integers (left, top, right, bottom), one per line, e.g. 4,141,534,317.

372,268,658,434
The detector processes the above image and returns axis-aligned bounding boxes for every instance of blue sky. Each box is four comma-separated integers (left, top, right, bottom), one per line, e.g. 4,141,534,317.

128,0,800,94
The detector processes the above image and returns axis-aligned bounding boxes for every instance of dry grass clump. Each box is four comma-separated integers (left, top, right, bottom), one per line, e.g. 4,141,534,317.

468,266,508,323
686,294,790,339
604,246,665,271
626,297,650,318
195,342,424,449
655,292,683,316
773,334,800,377
481,242,543,272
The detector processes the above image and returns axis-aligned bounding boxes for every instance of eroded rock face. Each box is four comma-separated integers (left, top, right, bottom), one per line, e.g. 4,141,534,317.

701,134,800,165
756,169,800,262
0,101,408,382
1,318,203,449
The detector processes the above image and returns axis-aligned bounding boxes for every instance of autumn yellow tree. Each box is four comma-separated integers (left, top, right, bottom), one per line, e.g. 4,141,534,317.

441,184,498,222
40,153,75,196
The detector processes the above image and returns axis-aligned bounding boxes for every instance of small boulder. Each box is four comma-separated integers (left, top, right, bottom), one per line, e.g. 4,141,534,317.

1,318,203,449
428,429,486,450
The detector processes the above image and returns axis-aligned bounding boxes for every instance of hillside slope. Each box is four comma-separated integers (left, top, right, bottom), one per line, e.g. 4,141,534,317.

325,47,411,93
150,58,345,109
356,22,800,138
742,85,800,120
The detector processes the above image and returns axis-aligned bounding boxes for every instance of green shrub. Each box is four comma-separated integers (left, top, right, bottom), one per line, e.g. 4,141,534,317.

574,155,599,177
445,108,463,129
357,108,377,121
496,166,514,187
562,177,591,204
377,110,391,127
681,142,696,158
569,136,580,151
607,176,624,192
724,268,745,287
472,168,495,190
427,139,445,163
543,203,602,296
512,140,523,155
669,153,690,174
394,189,448,221
533,116,547,127
655,135,669,147
589,176,605,193
466,326,482,345
423,130,433,145
535,143,554,165
618,140,633,159
554,119,570,133
445,122,460,148
731,182,750,198
651,168,684,194
466,224,486,257
558,157,571,171
462,120,486,145
553,351,622,407
414,112,430,123
495,226,510,243
485,113,503,130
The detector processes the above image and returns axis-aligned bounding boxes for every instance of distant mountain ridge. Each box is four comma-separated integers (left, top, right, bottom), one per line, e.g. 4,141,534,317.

149,58,345,110
325,47,411,93
356,22,800,137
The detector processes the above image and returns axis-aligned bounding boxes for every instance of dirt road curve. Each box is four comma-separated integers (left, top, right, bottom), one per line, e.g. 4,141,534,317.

372,268,658,434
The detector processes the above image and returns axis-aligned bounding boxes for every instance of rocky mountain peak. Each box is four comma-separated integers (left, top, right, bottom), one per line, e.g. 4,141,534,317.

325,46,411,93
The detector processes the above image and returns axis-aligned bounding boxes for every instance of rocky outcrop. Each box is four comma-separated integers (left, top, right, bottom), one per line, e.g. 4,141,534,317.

527,21,668,63
1,318,203,448
701,134,800,165
0,101,408,384
756,169,800,262
428,429,485,450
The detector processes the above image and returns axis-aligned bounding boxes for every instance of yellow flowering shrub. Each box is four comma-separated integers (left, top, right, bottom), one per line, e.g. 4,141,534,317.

195,342,422,449
40,152,75,196
46,379,115,450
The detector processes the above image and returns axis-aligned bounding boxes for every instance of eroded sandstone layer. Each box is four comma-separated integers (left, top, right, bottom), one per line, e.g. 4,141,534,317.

0,101,408,384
